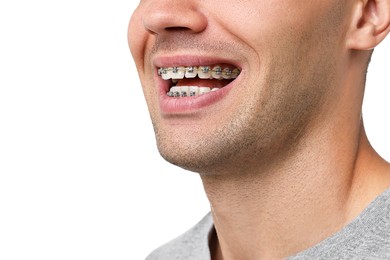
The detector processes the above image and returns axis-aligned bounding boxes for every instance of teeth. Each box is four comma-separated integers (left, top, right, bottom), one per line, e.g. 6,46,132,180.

162,73,171,80
171,66,185,79
199,87,211,95
231,68,240,79
189,86,199,96
179,86,189,97
222,68,232,79
198,66,211,79
159,67,185,80
185,66,197,78
170,87,181,97
211,66,222,80
162,65,241,97
159,65,241,80
167,86,221,97
158,68,171,80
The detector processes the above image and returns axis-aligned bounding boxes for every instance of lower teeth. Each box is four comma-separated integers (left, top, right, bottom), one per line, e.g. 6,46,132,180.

167,86,220,97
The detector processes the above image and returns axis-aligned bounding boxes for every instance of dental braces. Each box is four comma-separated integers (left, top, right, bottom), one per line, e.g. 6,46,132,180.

167,91,194,97
166,86,221,97
158,66,240,77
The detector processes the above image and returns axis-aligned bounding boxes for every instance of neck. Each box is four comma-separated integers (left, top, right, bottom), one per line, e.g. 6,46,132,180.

200,51,390,260
201,123,390,260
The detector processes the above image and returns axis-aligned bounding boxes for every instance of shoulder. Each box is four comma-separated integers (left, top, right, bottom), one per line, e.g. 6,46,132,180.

289,188,390,259
146,213,214,260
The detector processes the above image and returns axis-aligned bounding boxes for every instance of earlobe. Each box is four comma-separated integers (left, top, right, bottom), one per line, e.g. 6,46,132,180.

346,0,390,50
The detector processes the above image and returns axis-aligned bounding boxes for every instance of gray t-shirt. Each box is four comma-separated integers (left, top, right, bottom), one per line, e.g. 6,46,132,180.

146,188,390,259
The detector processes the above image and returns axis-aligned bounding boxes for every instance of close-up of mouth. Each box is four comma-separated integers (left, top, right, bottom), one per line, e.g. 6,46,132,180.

158,65,241,97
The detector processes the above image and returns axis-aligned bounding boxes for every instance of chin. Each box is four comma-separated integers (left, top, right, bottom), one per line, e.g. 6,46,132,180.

158,144,217,173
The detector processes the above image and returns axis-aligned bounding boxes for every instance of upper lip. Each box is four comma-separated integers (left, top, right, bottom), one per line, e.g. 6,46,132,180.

153,55,242,69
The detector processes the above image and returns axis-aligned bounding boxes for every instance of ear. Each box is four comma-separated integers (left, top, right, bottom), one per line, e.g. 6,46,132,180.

347,0,390,50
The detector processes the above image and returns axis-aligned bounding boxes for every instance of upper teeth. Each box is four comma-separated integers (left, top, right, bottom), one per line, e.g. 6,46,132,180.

158,66,240,80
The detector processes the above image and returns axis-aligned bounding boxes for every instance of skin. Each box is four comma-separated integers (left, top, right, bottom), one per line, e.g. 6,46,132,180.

129,0,390,259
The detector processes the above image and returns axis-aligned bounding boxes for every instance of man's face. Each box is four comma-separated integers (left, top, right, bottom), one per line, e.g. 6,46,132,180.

129,0,351,174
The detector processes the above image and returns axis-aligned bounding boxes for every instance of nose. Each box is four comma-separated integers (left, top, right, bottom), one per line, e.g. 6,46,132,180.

142,0,208,35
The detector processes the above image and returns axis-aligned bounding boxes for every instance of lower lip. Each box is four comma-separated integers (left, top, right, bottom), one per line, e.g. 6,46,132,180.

158,80,236,114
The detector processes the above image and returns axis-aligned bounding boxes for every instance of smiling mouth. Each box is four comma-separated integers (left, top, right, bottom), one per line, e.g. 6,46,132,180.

158,65,241,97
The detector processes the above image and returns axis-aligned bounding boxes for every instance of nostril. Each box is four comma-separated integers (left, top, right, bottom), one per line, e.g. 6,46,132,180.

165,26,191,32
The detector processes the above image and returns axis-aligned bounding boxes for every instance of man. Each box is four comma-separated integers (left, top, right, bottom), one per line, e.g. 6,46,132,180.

128,0,390,259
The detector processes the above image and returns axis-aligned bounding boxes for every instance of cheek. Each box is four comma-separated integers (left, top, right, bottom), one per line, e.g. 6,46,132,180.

128,8,150,72
128,7,157,108
210,2,279,50
211,0,344,54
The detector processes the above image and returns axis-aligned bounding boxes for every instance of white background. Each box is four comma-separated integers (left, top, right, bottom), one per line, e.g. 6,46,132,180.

0,1,389,259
